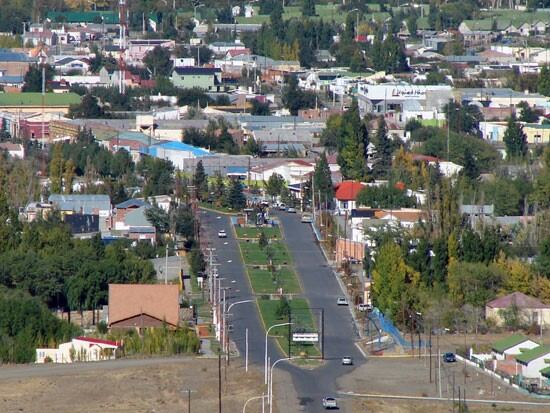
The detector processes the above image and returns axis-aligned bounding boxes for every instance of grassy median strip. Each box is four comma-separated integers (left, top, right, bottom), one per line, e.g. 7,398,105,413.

235,226,281,240
239,240,292,266
248,267,301,294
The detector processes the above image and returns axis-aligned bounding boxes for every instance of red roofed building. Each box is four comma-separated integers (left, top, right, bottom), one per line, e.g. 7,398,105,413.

335,180,366,213
486,292,550,327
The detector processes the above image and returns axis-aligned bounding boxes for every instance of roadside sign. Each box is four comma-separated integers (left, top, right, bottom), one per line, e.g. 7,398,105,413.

292,333,319,342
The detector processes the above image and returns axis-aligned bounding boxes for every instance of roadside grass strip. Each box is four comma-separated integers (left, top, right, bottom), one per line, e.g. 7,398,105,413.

235,226,281,240
239,240,291,266
248,267,301,294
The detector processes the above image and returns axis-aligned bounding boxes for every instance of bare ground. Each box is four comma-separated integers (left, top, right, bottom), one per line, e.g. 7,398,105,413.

0,357,265,413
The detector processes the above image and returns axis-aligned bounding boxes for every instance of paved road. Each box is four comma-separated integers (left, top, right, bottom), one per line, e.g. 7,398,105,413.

199,210,281,369
274,211,365,412
202,209,365,412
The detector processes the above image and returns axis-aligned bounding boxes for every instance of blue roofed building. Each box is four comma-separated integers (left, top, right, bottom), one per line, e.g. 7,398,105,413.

144,141,212,170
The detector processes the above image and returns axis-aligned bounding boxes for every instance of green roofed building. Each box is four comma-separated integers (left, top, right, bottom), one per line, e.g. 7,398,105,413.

491,334,538,359
46,11,119,25
0,93,81,114
515,345,550,380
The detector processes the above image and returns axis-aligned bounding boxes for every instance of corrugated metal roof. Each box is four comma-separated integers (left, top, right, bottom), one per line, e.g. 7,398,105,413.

48,194,111,214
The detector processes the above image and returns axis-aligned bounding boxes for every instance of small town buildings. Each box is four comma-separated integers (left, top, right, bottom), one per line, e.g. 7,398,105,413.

0,93,81,115
515,345,550,380
480,121,550,146
48,194,111,217
0,142,25,158
334,181,367,214
126,39,176,63
108,284,180,330
486,292,550,327
491,334,539,361
112,199,156,243
0,50,35,77
170,67,222,91
36,336,118,363
146,141,212,170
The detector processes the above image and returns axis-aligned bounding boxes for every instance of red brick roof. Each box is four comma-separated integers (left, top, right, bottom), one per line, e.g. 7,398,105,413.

74,336,118,347
487,292,550,309
108,284,180,327
335,180,366,201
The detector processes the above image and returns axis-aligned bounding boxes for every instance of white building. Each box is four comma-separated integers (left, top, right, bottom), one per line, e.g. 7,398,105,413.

516,345,550,380
491,334,539,361
36,336,118,363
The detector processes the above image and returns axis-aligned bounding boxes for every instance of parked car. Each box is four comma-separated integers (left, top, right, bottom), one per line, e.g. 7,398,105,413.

287,207,297,213
443,352,456,363
337,297,348,306
301,212,313,223
342,356,353,365
322,397,338,409
356,303,372,312
278,203,286,211
218,229,227,238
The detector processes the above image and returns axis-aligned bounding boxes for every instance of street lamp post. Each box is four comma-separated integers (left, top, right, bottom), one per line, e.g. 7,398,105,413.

243,394,267,413
268,357,297,413
223,299,254,359
264,323,292,384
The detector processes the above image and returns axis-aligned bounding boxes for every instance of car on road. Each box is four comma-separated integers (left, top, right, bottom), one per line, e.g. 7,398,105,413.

277,203,286,211
218,229,227,238
322,397,338,409
337,297,348,306
287,207,297,213
356,303,372,312
443,352,456,363
300,212,313,223
342,356,353,365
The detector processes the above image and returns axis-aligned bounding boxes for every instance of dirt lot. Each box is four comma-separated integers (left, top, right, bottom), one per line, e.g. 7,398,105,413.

337,355,550,413
0,357,265,413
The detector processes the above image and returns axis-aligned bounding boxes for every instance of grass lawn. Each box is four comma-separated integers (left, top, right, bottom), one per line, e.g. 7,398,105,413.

239,241,291,265
248,267,301,294
257,298,320,357
235,226,281,240
198,201,236,214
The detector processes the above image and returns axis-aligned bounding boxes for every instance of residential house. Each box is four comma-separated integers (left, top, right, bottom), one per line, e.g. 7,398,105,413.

108,284,180,330
515,345,550,380
249,159,315,185
0,72,24,90
208,41,246,54
172,57,195,68
486,292,550,327
48,194,111,216
170,67,222,91
102,131,159,162
20,202,53,222
0,49,35,77
0,142,25,159
349,208,378,242
460,204,495,229
23,31,58,47
491,334,539,361
374,208,427,229
112,199,155,243
334,181,367,214
482,121,550,147
54,57,91,74
126,39,175,64
36,336,118,363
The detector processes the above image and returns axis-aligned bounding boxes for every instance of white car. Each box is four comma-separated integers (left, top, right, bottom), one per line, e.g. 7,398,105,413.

337,297,348,306
342,356,353,365
218,230,227,238
322,397,338,409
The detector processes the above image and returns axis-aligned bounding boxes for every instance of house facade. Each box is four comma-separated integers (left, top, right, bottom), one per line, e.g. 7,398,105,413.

486,292,550,327
36,336,118,363
491,334,540,361
170,67,222,91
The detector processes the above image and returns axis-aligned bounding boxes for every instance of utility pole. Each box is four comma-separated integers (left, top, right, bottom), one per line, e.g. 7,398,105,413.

218,350,222,413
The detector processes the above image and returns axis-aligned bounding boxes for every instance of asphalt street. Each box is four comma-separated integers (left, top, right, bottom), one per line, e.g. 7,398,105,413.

202,209,365,412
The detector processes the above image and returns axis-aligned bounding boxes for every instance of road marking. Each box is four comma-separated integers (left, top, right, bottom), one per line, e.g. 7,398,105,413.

338,391,550,407
355,342,367,359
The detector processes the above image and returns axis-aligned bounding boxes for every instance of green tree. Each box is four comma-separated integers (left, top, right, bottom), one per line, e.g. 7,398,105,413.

143,46,173,77
536,237,550,278
49,144,64,194
250,99,270,116
356,184,416,209
337,100,368,180
517,101,539,123
225,179,246,210
265,173,286,199
258,231,268,250
538,65,550,96
193,160,208,201
63,160,76,194
313,153,334,208
275,296,291,319
282,75,317,115
68,94,104,119
372,242,419,319
371,117,393,179
461,146,480,180
533,147,550,209
503,114,528,160
22,64,55,92
302,0,316,17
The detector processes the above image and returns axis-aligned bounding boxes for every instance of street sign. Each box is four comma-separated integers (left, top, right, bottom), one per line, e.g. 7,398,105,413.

292,333,319,342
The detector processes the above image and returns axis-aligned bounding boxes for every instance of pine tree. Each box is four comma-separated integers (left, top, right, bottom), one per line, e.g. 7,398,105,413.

225,179,246,210
313,152,334,208
371,117,392,179
337,100,367,180
503,114,528,160
193,160,208,200
462,146,480,180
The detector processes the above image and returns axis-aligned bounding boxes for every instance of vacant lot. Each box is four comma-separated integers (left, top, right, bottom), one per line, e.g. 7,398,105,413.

0,357,265,413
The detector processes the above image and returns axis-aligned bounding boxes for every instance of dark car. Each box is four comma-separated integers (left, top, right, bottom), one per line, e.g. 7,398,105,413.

443,352,456,363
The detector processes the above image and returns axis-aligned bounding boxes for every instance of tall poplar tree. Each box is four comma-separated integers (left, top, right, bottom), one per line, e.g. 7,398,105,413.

503,114,528,160
371,117,392,179
337,100,368,180
313,152,334,207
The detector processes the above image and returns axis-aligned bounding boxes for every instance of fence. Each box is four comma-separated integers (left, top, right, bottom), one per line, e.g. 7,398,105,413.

370,307,415,349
